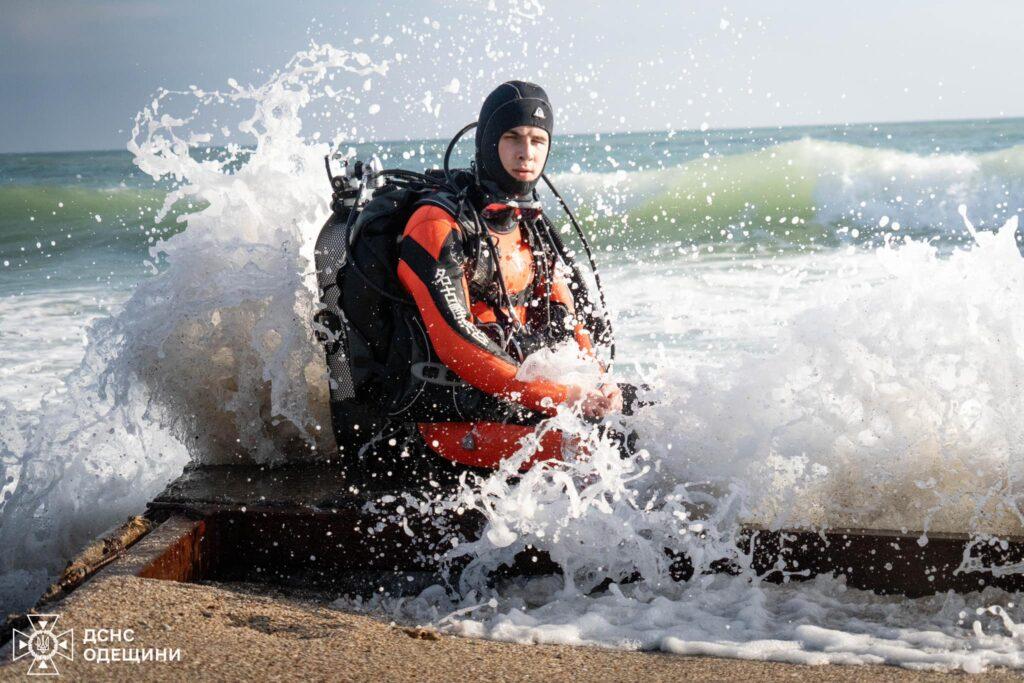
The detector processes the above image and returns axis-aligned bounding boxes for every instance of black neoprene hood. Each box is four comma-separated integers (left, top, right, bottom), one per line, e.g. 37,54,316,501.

475,80,553,199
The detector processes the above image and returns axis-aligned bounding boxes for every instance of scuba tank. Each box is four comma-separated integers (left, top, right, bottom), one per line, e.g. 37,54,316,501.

313,154,436,453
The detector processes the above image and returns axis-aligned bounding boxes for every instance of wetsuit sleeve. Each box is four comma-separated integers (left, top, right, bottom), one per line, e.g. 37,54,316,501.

546,263,594,353
397,205,570,414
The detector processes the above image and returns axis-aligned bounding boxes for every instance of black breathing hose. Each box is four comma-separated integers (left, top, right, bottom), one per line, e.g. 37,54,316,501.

444,122,478,184
539,173,616,362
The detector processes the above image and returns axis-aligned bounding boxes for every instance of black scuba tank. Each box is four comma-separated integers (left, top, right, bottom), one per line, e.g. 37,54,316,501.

313,162,479,453
315,187,419,452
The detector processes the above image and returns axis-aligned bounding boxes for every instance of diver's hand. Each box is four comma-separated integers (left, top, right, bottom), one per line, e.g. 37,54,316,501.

599,383,623,414
567,384,621,420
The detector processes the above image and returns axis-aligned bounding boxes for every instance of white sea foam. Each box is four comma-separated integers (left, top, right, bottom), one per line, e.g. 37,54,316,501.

421,575,1024,671
0,286,124,409
594,215,1024,536
517,342,604,390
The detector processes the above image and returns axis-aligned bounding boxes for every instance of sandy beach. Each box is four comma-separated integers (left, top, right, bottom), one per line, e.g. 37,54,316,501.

2,574,1016,682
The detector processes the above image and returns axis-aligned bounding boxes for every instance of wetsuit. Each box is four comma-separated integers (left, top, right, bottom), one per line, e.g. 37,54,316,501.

339,80,631,492
395,202,593,473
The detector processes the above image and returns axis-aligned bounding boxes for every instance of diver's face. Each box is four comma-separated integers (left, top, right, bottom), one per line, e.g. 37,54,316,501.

498,125,549,183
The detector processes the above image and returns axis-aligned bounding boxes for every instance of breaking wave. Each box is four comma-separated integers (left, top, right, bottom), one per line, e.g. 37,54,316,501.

559,138,1024,250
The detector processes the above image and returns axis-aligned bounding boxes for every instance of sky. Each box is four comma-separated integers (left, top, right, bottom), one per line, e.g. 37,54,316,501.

1,0,1022,153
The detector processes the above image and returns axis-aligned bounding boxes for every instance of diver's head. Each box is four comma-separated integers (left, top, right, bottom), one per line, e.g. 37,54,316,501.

475,81,553,200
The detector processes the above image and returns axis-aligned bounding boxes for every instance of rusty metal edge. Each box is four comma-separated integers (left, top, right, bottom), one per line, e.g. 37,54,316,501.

0,512,205,649
145,498,1024,597
743,524,1024,544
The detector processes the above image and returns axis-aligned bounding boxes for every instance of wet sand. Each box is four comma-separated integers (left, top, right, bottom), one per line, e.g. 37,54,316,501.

0,574,1016,682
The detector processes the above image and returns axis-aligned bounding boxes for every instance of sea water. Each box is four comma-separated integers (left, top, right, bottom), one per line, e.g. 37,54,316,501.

2,28,1024,672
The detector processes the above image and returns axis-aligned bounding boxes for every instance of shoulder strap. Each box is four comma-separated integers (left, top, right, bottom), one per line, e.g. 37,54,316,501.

415,192,460,218
413,190,478,236
412,190,489,287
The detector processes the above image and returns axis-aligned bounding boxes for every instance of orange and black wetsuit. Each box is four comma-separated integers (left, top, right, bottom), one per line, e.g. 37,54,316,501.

396,203,592,471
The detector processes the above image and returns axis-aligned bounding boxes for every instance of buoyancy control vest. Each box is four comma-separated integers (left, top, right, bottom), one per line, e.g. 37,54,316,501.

314,166,540,449
314,156,614,454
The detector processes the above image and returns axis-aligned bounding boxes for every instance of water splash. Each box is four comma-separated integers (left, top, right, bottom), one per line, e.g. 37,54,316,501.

0,43,387,615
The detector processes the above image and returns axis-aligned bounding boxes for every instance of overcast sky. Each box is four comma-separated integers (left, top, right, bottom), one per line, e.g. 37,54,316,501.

2,0,1020,153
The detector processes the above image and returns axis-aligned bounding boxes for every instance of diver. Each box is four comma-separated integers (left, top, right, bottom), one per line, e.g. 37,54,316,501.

315,81,631,490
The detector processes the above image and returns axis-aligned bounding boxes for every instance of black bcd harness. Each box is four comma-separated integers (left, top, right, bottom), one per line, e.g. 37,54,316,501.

313,149,614,453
